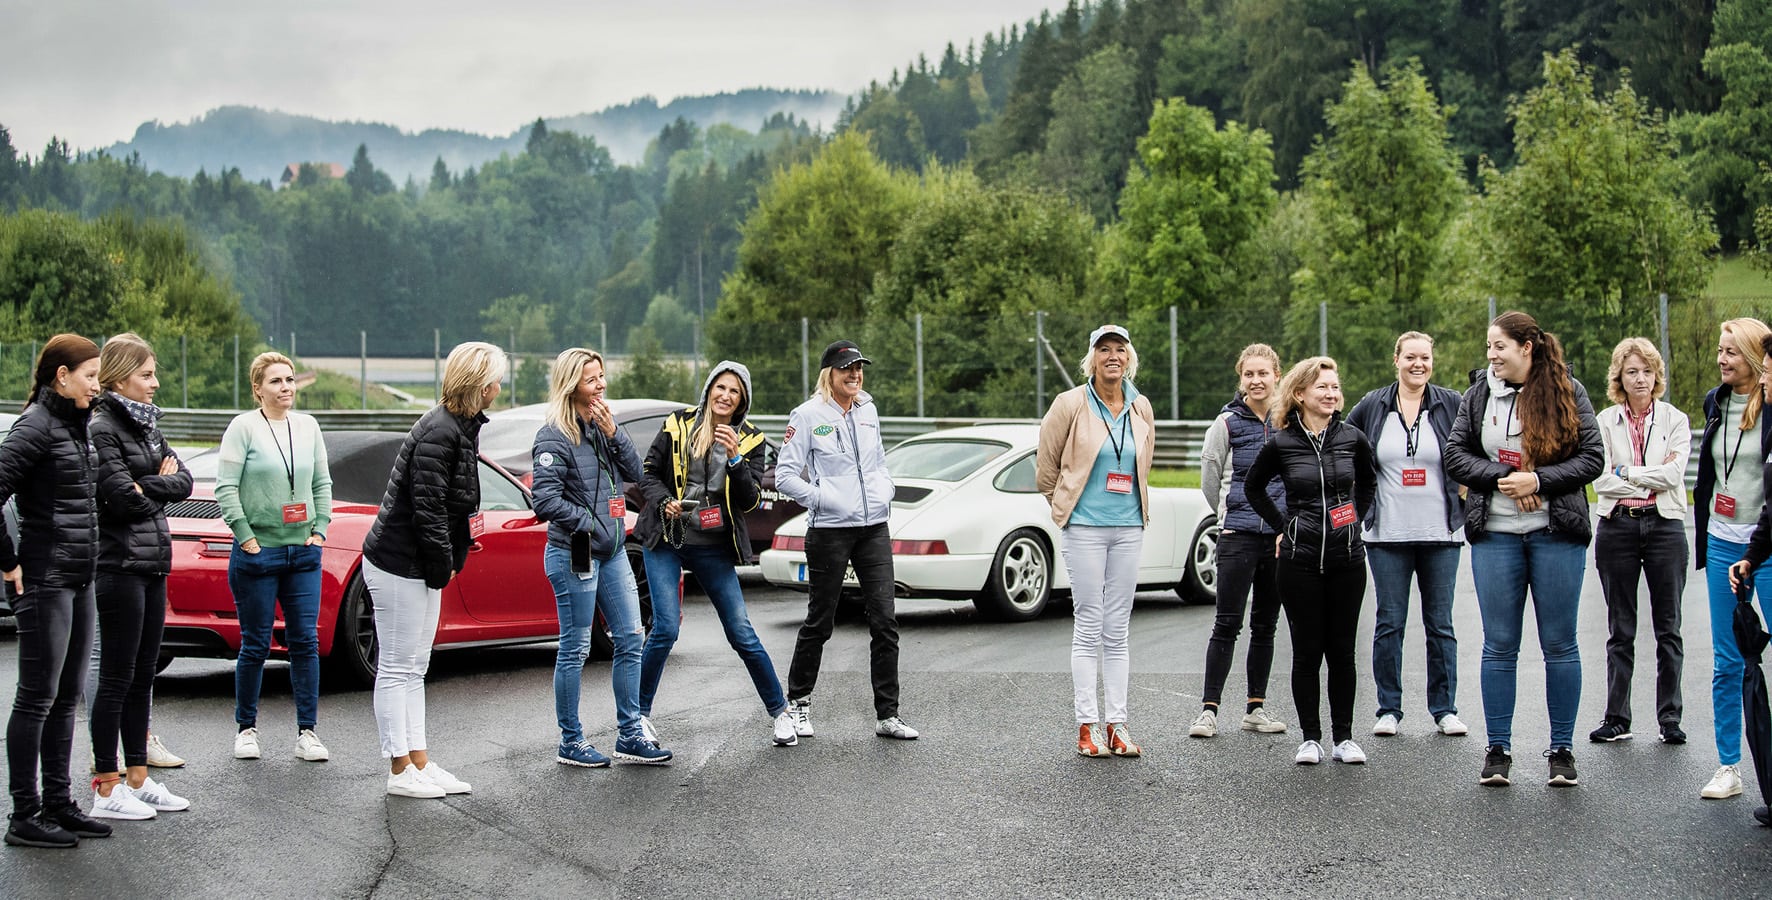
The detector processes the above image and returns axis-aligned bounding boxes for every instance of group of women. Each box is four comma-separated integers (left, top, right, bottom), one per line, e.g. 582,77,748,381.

1045,312,1772,805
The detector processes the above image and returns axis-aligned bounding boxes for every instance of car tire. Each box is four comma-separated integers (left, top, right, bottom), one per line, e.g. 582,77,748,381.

627,542,653,633
1178,517,1219,605
326,571,379,689
976,528,1052,622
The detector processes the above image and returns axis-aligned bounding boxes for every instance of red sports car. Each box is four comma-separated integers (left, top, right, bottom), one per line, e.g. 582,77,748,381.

162,430,639,686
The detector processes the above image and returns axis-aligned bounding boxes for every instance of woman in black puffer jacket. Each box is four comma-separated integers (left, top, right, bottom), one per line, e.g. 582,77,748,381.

0,335,106,849
360,341,506,799
88,334,193,822
1245,356,1376,769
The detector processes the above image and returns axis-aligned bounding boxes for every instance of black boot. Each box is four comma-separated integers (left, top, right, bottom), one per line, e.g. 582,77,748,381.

5,812,78,848
44,805,111,839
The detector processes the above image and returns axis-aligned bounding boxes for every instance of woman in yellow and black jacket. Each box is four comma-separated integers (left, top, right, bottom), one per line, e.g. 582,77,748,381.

633,361,798,748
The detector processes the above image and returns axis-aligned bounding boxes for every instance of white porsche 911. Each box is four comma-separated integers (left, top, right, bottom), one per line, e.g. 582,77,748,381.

759,424,1219,621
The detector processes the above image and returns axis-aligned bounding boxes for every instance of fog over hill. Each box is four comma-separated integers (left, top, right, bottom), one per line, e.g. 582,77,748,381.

103,88,846,183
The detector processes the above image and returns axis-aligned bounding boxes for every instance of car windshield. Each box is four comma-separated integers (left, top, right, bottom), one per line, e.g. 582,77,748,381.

478,413,546,463
885,439,1010,482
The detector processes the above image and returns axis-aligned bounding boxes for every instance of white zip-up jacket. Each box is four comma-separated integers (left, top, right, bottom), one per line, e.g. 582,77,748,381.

775,391,894,528
1592,399,1691,519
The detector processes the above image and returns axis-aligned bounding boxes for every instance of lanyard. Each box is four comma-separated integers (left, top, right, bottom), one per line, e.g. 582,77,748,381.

587,423,618,495
1097,396,1130,469
1394,400,1425,458
1723,394,1749,481
260,411,295,497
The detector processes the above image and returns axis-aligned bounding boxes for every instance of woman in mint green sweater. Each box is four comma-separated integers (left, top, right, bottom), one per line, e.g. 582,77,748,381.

215,352,332,764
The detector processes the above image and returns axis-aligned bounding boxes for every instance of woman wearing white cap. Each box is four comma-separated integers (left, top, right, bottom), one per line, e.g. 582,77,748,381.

1037,325,1154,757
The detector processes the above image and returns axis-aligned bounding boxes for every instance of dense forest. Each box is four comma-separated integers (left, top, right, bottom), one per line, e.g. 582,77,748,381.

1,0,1769,416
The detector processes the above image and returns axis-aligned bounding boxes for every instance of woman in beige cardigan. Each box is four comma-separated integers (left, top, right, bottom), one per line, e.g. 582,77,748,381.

1036,325,1155,758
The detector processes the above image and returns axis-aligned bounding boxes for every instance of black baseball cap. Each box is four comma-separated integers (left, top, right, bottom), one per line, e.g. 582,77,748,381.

821,340,871,370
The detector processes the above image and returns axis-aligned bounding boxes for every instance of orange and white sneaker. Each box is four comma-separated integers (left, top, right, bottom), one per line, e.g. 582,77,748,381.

1077,724,1109,757
1106,723,1142,757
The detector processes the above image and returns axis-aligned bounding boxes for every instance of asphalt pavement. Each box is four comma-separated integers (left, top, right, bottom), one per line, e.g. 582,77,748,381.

1,532,1770,898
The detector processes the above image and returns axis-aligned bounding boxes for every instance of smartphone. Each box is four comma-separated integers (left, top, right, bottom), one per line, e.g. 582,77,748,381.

677,499,701,514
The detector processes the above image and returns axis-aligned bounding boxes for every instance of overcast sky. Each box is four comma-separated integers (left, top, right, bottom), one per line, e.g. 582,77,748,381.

1,0,1056,154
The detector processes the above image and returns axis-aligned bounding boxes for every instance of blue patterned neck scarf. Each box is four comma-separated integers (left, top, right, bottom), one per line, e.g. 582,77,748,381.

111,391,163,433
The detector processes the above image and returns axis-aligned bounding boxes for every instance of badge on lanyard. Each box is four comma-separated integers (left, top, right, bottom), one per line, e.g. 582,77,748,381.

1401,469,1428,487
281,502,308,524
1717,494,1739,517
1328,502,1357,528
698,505,724,528
608,495,626,518
1497,447,1523,469
469,511,485,539
1105,472,1134,494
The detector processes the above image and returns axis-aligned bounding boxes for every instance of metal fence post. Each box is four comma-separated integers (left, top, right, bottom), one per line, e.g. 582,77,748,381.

180,335,188,408
1318,302,1328,357
600,322,607,354
1169,305,1178,420
1659,293,1671,400
233,335,240,409
508,326,517,405
289,333,296,360
915,313,925,417
433,328,441,402
1487,296,1496,323
800,317,810,399
360,331,368,410
1035,310,1046,416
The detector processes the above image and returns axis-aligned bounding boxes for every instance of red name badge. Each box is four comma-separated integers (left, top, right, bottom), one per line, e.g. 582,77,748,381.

1717,494,1738,517
1329,502,1358,528
281,502,307,524
608,496,626,518
1497,448,1523,469
1105,472,1134,494
469,511,485,539
1401,468,1428,487
698,506,724,529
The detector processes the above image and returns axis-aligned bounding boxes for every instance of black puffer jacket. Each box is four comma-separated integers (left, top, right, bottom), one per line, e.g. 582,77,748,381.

362,405,486,590
1244,410,1377,571
91,394,194,575
1443,373,1603,544
0,389,98,583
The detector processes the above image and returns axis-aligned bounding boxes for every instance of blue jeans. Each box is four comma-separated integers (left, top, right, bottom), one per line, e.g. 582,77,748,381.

544,544,642,744
640,542,786,718
1368,543,1462,721
1705,536,1772,765
1470,531,1585,750
229,543,323,730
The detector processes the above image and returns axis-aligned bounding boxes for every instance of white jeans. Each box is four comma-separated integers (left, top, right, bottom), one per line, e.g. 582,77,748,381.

364,559,442,758
1062,525,1143,724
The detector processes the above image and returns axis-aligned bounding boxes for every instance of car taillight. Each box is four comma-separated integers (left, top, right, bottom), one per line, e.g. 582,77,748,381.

891,540,948,555
771,534,805,551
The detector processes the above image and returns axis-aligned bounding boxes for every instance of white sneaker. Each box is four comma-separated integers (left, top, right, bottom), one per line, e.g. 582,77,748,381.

1295,740,1323,765
1189,708,1218,738
1373,714,1400,736
1437,713,1469,736
1702,764,1744,799
1241,708,1288,734
295,729,330,762
386,767,445,799
639,715,659,744
130,776,191,811
1333,740,1368,764
789,699,814,737
772,711,799,747
417,762,471,794
90,783,157,820
875,716,919,740
233,727,261,760
145,734,185,768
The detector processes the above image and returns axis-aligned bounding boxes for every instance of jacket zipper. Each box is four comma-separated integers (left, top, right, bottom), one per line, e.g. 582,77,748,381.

846,412,868,523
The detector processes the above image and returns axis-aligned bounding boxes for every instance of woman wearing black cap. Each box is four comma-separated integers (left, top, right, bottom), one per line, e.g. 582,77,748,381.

775,340,916,741
1036,324,1155,758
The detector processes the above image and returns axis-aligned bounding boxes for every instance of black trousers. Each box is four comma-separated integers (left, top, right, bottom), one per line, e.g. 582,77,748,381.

1201,531,1283,708
1278,557,1367,744
1594,511,1686,727
90,571,168,772
787,523,900,719
7,576,95,818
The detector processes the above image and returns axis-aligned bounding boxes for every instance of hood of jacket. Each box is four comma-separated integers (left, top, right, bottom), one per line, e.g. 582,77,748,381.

700,360,753,427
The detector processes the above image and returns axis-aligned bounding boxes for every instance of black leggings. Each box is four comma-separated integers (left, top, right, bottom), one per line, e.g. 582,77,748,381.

90,572,167,772
7,577,95,817
1278,558,1367,744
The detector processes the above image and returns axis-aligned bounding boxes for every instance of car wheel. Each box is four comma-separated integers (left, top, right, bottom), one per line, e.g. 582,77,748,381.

627,542,653,633
326,571,378,688
1178,518,1220,605
977,528,1052,621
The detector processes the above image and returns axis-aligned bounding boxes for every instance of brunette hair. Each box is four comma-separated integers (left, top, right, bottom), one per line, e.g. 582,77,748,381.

1605,337,1666,407
27,333,101,409
97,333,155,393
1492,311,1579,466
1273,356,1339,429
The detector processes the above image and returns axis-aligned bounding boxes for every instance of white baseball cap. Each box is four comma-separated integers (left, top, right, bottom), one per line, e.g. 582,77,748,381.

1089,324,1131,347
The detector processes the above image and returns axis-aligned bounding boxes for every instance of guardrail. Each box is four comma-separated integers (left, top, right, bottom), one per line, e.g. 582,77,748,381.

747,415,1211,469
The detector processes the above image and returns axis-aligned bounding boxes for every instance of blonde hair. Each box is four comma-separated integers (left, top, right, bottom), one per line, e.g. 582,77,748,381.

248,351,295,408
545,348,604,446
1722,318,1769,432
1273,356,1340,429
693,371,746,459
1393,331,1435,356
1235,343,1280,376
813,366,851,404
1606,337,1666,407
441,341,508,417
98,333,155,393
1078,335,1140,383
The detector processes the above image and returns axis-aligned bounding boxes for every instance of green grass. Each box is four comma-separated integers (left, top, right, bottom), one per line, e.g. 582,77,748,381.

1149,468,1201,488
1710,254,1772,298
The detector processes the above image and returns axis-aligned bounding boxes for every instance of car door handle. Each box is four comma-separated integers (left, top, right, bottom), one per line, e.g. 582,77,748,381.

469,542,485,553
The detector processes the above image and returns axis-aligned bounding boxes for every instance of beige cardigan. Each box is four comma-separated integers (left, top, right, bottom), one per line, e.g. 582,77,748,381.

1035,383,1156,528
1592,399,1691,519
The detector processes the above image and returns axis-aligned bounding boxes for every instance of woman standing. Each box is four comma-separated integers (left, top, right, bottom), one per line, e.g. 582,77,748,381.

360,342,506,798
532,348,671,767
1699,318,1772,800
1345,332,1467,739
1,335,105,848
216,352,332,764
1191,343,1289,738
88,334,193,821
1444,312,1603,788
1036,325,1154,758
634,361,797,747
1245,357,1376,766
1588,338,1689,747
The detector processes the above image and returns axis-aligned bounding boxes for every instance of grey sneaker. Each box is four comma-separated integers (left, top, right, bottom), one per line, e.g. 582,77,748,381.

1241,708,1287,733
875,716,919,740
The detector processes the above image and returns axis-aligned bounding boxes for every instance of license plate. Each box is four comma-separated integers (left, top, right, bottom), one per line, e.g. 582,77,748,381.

794,564,808,583
792,564,858,585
